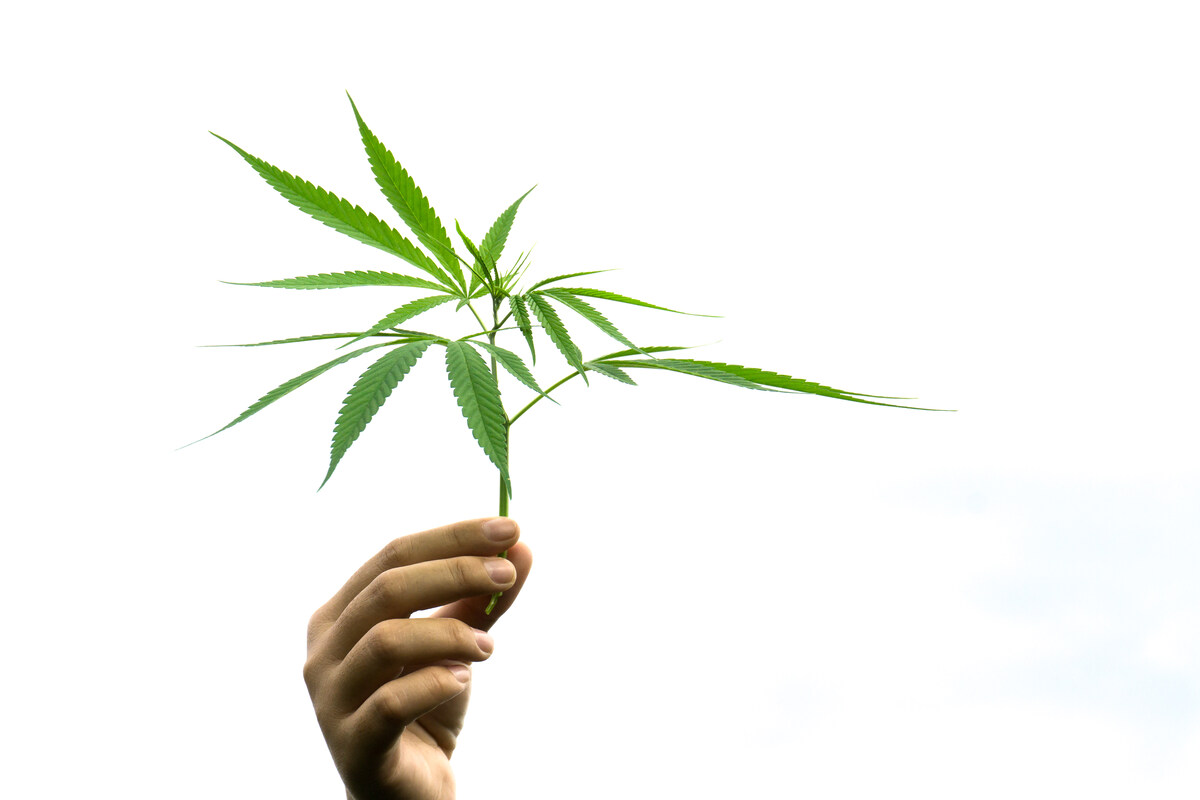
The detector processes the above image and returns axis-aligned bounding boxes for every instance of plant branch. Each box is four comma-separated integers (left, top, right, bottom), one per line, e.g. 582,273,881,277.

508,370,583,426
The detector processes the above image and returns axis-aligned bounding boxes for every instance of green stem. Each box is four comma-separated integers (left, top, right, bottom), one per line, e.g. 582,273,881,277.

485,296,510,616
508,370,583,427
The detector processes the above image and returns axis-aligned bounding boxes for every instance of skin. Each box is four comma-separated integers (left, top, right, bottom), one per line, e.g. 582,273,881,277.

303,517,533,800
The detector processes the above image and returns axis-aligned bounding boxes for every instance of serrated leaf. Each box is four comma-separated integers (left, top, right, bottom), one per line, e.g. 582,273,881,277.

339,294,456,349
527,269,617,291
604,358,940,409
551,287,712,316
467,340,557,403
221,270,447,291
346,94,465,291
584,361,636,385
185,340,402,447
538,288,642,353
479,186,535,268
322,341,433,489
508,293,536,364
444,341,509,480
525,291,588,384
593,344,696,360
455,220,492,289
607,358,770,390
202,332,404,347
211,133,457,291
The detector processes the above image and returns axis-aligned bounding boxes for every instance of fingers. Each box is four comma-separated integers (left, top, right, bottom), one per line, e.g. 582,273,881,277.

329,618,494,712
431,542,534,632
321,554,516,661
309,517,521,638
339,663,473,775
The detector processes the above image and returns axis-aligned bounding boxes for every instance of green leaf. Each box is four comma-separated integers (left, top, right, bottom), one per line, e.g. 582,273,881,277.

211,133,457,291
221,270,447,291
584,361,636,385
444,341,509,480
551,287,712,316
508,293,536,364
467,340,557,403
538,288,641,353
346,94,465,291
605,358,940,409
322,341,433,489
185,340,402,447
339,294,456,349
202,332,403,347
607,358,770,391
527,269,617,291
455,221,492,289
479,186,535,268
593,344,696,360
525,291,588,384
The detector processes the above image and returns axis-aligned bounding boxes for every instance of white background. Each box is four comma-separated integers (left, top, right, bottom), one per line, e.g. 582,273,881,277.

3,2,1198,797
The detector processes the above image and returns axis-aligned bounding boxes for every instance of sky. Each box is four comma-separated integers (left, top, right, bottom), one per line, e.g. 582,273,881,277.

3,2,1198,798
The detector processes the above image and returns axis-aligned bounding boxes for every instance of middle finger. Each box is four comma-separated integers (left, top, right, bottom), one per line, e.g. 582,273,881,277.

323,555,516,660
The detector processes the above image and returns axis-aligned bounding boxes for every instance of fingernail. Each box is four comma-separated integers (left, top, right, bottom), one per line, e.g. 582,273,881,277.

483,517,517,543
484,558,516,584
448,663,471,683
474,629,495,654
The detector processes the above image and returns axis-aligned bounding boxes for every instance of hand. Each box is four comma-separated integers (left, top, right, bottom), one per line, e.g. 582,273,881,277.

303,517,533,800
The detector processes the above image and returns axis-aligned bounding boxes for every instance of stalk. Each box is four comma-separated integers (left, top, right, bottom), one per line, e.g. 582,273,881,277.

486,295,510,615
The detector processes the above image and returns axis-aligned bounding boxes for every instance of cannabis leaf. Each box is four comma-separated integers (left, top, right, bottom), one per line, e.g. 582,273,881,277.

444,341,509,482
347,94,465,291
188,340,404,446
322,340,433,489
537,288,641,353
211,133,457,292
508,293,536,364
480,187,535,268
525,291,588,383
468,340,556,402
340,294,456,349
222,270,447,291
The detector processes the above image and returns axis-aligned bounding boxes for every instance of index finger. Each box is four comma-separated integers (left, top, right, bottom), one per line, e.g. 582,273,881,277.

308,517,521,638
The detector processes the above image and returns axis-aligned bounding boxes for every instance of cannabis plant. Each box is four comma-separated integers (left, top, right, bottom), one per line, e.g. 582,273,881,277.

193,94,934,612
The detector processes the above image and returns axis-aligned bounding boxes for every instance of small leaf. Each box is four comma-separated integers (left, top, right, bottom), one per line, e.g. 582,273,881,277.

508,293,536,364
606,358,941,409
322,341,433,489
347,94,465,291
584,361,636,385
444,341,509,480
551,287,712,316
607,358,770,390
221,270,447,291
593,344,696,360
202,332,404,347
467,340,558,403
526,292,588,384
527,269,617,291
185,340,402,447
340,294,456,349
211,133,458,291
538,288,642,353
479,186,535,267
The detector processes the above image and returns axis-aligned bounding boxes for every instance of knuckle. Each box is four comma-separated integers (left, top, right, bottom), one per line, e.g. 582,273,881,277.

369,568,408,609
445,557,475,588
442,619,476,651
301,657,320,691
362,620,408,663
375,687,411,724
381,536,414,568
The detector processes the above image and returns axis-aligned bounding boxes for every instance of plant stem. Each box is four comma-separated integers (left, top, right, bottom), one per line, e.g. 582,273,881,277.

508,370,583,427
485,296,509,615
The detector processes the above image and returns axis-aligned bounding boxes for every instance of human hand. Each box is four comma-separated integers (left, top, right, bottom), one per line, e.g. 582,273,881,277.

303,517,533,800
